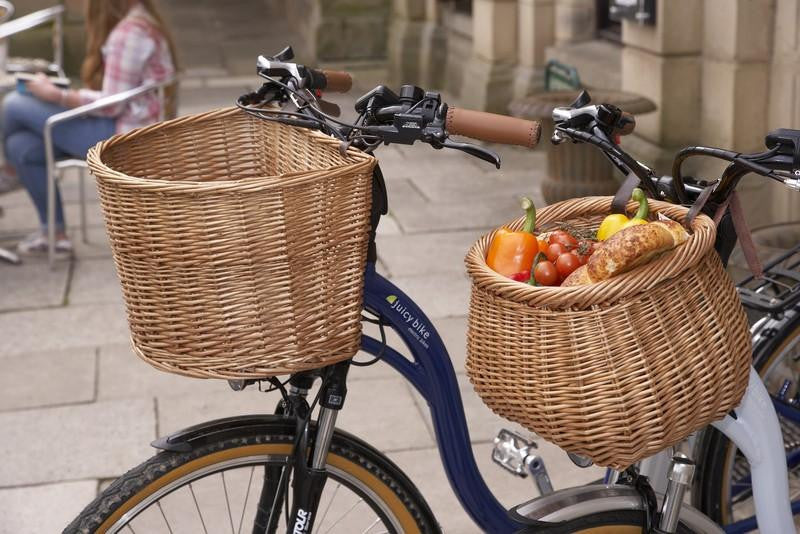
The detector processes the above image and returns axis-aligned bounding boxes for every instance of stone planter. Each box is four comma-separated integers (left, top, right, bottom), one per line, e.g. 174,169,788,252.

510,90,656,204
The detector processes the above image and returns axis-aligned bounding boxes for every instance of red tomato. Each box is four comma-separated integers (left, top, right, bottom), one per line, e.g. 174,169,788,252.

556,252,581,279
533,261,559,286
549,230,578,250
546,243,566,263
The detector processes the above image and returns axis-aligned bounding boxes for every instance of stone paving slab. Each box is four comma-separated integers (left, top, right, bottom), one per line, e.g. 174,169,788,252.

0,480,98,534
156,376,436,453
67,259,124,306
386,272,470,319
0,347,95,412
378,229,485,277
0,303,129,357
97,343,230,401
409,168,544,205
0,259,69,312
390,186,536,234
0,398,154,486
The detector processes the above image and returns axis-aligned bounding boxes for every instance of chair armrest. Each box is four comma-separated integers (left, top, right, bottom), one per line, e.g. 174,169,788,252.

0,5,64,40
43,76,177,169
0,1,15,25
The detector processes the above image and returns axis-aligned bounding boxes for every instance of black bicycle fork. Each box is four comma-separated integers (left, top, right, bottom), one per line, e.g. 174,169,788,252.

254,361,351,534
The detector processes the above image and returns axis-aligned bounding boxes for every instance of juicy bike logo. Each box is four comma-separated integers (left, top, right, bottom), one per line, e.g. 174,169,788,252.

293,509,311,534
386,295,431,348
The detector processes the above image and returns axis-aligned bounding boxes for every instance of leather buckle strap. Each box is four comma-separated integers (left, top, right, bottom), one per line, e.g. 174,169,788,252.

611,171,641,214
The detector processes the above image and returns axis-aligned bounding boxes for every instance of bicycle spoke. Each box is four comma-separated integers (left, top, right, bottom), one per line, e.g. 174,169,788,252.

188,482,209,534
156,501,174,534
237,466,255,534
126,525,136,534
360,517,382,533
317,482,341,529
221,471,235,534
322,498,364,534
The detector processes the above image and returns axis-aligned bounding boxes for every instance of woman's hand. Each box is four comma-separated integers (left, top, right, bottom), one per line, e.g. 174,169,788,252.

26,73,62,104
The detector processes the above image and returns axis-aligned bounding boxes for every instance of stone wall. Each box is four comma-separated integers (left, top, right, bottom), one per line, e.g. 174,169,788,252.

287,0,390,64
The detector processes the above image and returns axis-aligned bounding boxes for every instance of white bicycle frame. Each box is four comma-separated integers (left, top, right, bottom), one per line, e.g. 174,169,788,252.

641,366,795,533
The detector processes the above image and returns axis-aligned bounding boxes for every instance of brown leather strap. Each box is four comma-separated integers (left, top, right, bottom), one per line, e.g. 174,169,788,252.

684,184,715,230
728,191,763,278
611,172,640,214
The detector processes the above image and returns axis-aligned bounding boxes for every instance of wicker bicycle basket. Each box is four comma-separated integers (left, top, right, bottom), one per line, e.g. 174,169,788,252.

465,196,751,469
87,108,376,379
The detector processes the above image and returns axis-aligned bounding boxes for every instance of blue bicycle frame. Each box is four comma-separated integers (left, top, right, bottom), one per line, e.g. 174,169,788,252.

360,261,525,533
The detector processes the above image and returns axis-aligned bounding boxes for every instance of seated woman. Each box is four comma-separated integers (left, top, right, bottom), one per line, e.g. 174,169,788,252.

2,0,177,257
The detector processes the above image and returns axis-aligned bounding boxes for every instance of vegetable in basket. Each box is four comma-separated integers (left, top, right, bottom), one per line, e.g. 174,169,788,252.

562,218,689,286
596,187,649,241
486,197,539,279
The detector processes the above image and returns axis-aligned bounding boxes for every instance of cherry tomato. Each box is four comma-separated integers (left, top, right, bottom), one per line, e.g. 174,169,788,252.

549,230,578,250
533,261,559,286
546,243,566,263
556,252,581,279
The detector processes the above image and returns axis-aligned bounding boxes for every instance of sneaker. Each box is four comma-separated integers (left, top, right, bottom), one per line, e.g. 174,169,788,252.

17,231,73,259
0,169,20,194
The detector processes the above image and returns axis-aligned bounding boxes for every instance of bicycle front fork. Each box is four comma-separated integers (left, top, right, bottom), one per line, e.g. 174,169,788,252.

257,361,350,534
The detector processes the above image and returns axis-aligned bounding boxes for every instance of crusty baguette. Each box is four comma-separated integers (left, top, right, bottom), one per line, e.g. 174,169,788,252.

580,221,688,283
562,264,593,286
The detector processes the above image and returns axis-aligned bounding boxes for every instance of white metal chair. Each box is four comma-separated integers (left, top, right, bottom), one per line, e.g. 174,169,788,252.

0,3,66,78
44,76,177,266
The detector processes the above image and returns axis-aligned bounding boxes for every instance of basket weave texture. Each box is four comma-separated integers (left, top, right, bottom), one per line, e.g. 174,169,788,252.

465,197,751,469
88,108,375,379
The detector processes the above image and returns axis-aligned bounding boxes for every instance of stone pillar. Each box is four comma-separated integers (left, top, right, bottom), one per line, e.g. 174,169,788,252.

416,0,448,88
513,0,555,99
296,0,389,65
460,0,518,112
701,0,775,228
387,0,427,86
555,0,595,45
620,0,703,173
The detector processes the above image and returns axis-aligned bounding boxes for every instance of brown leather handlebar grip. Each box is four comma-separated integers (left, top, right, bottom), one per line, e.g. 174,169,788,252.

445,107,541,148
614,111,636,136
320,70,353,93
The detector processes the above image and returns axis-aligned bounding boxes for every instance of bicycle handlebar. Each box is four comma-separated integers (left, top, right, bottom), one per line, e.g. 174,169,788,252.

307,69,353,93
446,108,542,149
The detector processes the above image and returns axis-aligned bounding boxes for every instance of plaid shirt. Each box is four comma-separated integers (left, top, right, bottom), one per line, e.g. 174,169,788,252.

78,5,175,133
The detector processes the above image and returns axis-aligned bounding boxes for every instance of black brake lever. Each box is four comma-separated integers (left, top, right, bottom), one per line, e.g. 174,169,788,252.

439,139,501,168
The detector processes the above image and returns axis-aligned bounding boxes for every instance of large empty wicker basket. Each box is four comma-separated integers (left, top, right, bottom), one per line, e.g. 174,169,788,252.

88,108,375,379
465,197,751,469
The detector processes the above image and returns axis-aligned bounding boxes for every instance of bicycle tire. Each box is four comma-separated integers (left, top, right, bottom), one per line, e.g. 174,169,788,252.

693,310,800,525
63,417,439,534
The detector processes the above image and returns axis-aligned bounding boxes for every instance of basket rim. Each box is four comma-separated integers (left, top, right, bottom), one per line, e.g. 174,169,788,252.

86,107,375,192
465,196,719,308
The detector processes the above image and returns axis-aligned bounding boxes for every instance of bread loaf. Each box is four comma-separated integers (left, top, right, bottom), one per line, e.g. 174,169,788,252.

562,220,689,286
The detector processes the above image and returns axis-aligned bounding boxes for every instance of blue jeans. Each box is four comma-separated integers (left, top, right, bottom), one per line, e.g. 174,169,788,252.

2,91,116,232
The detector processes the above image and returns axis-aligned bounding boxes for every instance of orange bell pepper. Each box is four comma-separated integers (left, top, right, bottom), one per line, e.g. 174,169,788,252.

487,197,539,279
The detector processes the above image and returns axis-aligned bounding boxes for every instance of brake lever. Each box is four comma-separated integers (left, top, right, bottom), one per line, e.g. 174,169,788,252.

439,139,501,168
317,98,341,117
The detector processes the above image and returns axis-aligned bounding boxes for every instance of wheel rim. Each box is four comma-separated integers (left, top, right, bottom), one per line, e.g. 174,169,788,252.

100,446,413,534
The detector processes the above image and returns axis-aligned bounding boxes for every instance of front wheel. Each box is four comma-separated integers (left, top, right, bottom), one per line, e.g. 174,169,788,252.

64,418,439,534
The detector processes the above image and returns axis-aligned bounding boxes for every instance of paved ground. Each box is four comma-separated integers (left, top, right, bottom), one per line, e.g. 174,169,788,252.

0,3,602,532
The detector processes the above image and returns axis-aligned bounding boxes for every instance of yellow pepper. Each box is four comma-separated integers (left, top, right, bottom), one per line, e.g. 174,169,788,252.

596,188,649,241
